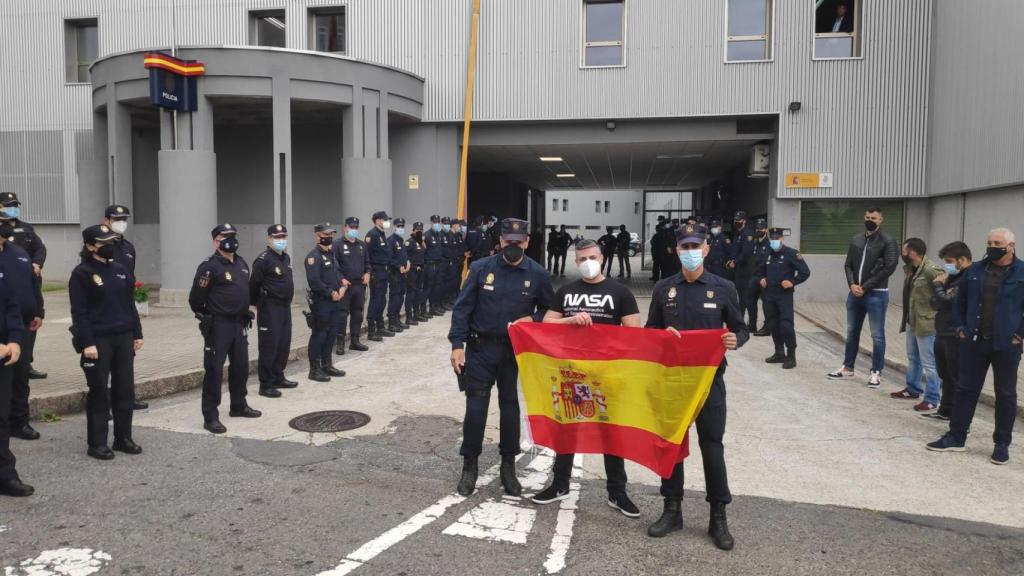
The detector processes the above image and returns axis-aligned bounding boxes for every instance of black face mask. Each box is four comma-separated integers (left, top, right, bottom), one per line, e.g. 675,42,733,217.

318,236,334,247
501,243,524,263
413,232,423,241
219,237,239,253
986,246,1009,262
97,244,116,260
0,224,13,239
901,254,913,265
865,220,879,232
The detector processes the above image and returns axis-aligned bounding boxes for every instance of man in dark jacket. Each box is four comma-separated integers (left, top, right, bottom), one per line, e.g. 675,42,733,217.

827,206,899,388
615,225,632,278
649,216,666,281
924,241,972,421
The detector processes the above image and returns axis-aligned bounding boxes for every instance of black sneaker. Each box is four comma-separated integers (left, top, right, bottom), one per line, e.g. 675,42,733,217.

991,443,1010,465
926,433,966,452
531,485,570,505
608,493,640,518
919,412,950,421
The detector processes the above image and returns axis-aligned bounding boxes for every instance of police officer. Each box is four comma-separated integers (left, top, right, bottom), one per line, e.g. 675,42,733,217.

650,216,666,281
439,217,456,309
449,218,555,497
189,224,260,434
450,219,469,305
405,222,427,325
749,218,773,335
615,224,632,278
0,223,43,442
0,192,46,381
0,270,29,497
598,226,617,277
759,228,810,369
333,217,371,352
705,217,732,280
366,211,394,340
467,216,491,264
661,219,682,277
645,222,747,550
305,223,347,382
69,224,144,460
727,211,756,327
250,224,296,397
102,205,136,281
424,215,446,317
386,218,410,334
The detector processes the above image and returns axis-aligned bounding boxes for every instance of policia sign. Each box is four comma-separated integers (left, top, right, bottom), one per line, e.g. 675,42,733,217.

143,52,206,112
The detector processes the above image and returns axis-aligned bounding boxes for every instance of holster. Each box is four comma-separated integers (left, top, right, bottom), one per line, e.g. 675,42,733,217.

302,310,315,330
195,313,213,339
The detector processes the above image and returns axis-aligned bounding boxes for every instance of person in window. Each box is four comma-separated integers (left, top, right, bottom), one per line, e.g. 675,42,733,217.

818,1,854,34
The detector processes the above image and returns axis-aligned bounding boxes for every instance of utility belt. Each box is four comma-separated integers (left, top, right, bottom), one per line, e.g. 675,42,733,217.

468,332,511,346
371,263,388,271
259,293,292,306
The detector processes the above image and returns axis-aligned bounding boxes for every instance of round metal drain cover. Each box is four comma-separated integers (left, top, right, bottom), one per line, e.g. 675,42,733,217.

289,410,370,433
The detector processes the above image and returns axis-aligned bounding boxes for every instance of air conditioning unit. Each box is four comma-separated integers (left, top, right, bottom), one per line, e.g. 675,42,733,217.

749,143,771,178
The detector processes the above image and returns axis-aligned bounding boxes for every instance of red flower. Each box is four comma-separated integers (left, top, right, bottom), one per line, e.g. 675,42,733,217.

134,281,144,288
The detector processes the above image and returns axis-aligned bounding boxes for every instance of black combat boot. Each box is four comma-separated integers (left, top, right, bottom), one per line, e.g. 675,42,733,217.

322,359,346,378
379,320,396,338
708,502,735,550
783,353,797,370
753,326,772,337
417,305,430,322
765,350,786,364
500,455,522,497
367,321,382,342
457,456,478,496
308,359,330,382
647,499,684,537
404,314,417,327
349,337,369,352
335,335,346,356
259,384,282,398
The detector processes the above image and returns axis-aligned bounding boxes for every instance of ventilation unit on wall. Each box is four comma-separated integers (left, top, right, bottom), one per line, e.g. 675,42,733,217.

749,143,771,178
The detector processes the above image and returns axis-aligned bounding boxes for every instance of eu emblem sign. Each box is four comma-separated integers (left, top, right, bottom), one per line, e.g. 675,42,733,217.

143,52,206,112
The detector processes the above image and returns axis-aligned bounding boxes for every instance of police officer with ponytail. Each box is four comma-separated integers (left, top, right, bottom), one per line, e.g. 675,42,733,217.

69,225,143,460
305,223,347,383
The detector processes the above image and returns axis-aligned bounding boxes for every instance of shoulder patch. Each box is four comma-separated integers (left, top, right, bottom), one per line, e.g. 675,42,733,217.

796,252,803,260
307,257,315,265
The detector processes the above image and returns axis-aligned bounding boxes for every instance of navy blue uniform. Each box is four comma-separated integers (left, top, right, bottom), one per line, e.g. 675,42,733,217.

405,235,426,319
440,230,456,306
386,234,409,322
305,246,345,367
366,227,390,323
7,220,46,269
111,236,137,281
449,230,467,304
250,249,293,388
334,236,370,342
0,277,25,483
467,227,491,263
0,244,42,434
646,271,749,504
449,254,555,458
757,246,810,356
746,236,771,328
424,229,447,313
706,234,732,280
70,257,142,449
189,253,251,421
615,230,632,277
729,225,755,320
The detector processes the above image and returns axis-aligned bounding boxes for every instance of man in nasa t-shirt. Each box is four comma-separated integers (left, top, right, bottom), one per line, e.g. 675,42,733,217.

532,239,642,518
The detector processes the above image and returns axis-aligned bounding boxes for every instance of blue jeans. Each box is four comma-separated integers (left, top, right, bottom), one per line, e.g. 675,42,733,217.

843,290,889,373
904,332,941,405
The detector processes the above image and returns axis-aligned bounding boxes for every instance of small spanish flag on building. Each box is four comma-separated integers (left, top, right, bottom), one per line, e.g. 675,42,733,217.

143,52,206,76
509,323,727,478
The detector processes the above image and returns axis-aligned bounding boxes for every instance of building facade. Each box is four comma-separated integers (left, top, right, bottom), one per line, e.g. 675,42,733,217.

0,0,1021,301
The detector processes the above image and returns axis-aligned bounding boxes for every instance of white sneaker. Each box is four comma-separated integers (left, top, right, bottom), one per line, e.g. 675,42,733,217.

827,367,855,380
868,371,882,388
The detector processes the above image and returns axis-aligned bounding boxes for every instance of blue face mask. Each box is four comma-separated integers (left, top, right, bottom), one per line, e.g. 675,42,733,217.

271,239,287,252
2,206,20,220
395,227,406,237
346,228,359,240
769,239,782,251
679,249,704,272
943,262,959,275
432,223,441,232
443,224,451,232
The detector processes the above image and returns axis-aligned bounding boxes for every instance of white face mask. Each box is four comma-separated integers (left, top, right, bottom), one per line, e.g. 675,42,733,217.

579,259,602,280
382,220,391,230
110,220,128,235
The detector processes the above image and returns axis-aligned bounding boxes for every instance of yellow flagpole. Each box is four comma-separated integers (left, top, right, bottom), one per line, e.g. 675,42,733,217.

458,0,481,283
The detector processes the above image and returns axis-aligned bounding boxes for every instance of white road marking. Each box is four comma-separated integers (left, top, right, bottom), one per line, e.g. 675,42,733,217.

544,455,583,575
4,548,111,576
442,499,537,544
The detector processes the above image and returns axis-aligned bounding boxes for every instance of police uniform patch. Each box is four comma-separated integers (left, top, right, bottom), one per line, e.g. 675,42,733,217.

485,273,495,285
198,272,210,288
365,236,372,244
524,280,531,288
99,225,109,233
225,271,233,282
92,274,103,286
274,266,282,275
747,236,753,241
116,206,125,214
707,291,714,299
668,287,676,299
307,257,315,265
796,252,803,260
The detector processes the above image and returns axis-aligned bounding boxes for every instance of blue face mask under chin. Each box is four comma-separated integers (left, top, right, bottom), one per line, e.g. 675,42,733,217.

679,249,704,272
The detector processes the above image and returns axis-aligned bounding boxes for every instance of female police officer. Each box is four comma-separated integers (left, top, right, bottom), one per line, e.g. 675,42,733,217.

69,224,143,460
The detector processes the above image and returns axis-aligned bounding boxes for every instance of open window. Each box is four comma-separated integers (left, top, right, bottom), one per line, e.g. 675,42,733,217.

582,0,625,67
814,0,861,59
249,9,286,48
726,0,772,62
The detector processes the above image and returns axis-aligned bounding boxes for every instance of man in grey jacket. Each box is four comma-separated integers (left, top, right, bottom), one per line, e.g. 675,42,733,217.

828,206,899,387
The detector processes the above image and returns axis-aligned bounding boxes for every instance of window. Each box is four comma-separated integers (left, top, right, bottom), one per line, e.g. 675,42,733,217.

634,202,640,214
562,199,569,211
552,198,559,211
309,7,346,53
583,0,625,67
65,19,98,83
604,201,610,213
800,200,904,255
726,0,772,62
595,200,601,213
250,10,286,48
814,0,861,59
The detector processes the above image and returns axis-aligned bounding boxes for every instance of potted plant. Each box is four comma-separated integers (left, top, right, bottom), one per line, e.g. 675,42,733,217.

134,281,150,317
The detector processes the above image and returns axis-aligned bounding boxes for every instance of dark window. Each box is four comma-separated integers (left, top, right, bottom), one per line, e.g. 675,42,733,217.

800,200,904,255
65,19,98,83
552,198,559,211
310,7,346,53
634,201,640,214
583,0,625,67
251,10,286,48
726,0,772,62
814,0,861,59
604,201,611,213
595,200,601,213
563,199,569,211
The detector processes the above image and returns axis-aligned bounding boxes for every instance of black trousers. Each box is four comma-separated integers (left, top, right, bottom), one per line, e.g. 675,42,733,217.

9,326,35,430
386,268,406,321
746,276,764,328
449,258,464,302
367,266,389,323
661,376,731,504
552,453,627,496
734,269,754,324
426,261,443,311
602,252,615,276
0,363,17,481
406,265,424,315
83,332,135,448
948,338,1021,446
461,340,520,458
202,317,249,421
339,282,366,340
547,252,566,275
934,335,960,416
257,301,291,387
616,251,631,276
309,299,344,364
764,290,796,354
650,247,662,280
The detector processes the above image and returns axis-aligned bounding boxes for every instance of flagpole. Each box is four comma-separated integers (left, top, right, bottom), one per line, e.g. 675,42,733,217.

457,0,481,284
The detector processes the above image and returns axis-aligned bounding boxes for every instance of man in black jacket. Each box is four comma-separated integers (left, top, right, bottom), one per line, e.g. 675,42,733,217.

924,242,972,421
827,206,899,387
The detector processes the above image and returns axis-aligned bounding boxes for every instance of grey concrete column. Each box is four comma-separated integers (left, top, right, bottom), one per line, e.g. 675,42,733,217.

342,87,363,158
341,158,392,221
272,76,292,231
79,110,111,227
157,150,217,304
107,96,133,209
378,92,389,160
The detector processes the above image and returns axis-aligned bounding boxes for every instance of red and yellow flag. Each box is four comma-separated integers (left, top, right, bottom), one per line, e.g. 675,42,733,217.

509,323,727,478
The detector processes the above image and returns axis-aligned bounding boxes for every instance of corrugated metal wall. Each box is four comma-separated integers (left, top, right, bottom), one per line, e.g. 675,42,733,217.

0,0,994,223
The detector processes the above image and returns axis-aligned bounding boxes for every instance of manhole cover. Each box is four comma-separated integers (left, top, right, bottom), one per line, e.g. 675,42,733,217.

289,410,371,433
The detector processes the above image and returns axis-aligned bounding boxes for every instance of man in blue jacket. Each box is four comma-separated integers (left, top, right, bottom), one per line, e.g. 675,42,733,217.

927,228,1023,465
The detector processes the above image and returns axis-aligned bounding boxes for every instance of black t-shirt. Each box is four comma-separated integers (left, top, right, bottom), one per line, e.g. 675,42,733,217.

552,278,639,325
980,263,1009,338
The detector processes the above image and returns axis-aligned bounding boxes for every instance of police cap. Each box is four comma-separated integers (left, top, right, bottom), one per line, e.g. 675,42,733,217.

413,221,424,231
676,222,708,245
709,217,723,226
500,218,529,242
314,222,337,234
768,227,785,239
371,211,390,221
393,217,406,227
105,204,130,219
0,192,19,207
430,214,441,223
441,216,451,224
754,218,768,230
267,224,288,237
345,217,359,227
734,210,747,221
83,224,119,244
211,223,237,238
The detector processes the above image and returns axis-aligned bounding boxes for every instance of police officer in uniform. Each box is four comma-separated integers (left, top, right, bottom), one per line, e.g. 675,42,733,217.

0,192,46,381
439,217,456,309
598,227,617,277
759,228,811,369
386,218,410,334
645,222,747,550
0,224,42,442
189,224,261,434
705,217,732,280
366,211,395,340
448,219,466,306
727,211,756,327
660,220,681,278
449,218,555,497
305,223,347,382
333,217,371,352
70,225,144,460
424,215,446,317
250,224,296,397
615,224,632,278
467,216,491,265
0,270,28,496
649,216,666,281
406,222,427,325
748,219,773,335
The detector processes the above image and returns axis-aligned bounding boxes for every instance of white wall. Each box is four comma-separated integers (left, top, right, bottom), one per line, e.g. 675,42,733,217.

545,189,642,239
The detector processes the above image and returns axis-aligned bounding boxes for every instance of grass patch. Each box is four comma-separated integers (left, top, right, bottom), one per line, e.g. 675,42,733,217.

42,281,66,293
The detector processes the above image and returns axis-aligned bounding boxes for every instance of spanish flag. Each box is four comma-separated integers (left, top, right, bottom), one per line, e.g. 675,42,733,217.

509,323,727,478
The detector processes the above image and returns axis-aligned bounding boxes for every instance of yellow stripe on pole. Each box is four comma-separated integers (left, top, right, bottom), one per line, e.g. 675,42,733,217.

458,0,481,286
